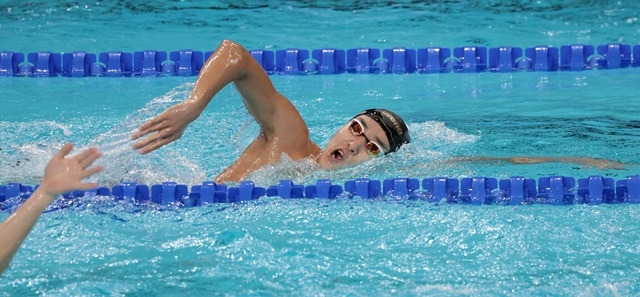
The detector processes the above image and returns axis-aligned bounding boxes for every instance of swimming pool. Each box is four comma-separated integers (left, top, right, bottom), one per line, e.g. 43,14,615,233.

2,1,640,295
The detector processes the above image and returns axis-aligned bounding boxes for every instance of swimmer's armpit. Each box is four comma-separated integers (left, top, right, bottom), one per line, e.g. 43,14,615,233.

451,156,628,170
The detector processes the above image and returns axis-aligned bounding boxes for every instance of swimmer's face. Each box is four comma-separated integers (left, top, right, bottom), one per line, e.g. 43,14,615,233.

316,116,391,170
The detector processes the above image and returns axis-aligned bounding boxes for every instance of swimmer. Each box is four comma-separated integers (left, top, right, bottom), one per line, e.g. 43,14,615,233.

0,143,102,275
131,40,625,183
132,40,410,183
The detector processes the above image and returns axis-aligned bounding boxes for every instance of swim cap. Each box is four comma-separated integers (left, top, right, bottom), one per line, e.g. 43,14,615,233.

355,109,410,153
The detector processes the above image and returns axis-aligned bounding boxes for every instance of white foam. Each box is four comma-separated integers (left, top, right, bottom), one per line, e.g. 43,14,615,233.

246,153,322,186
0,120,77,184
245,121,481,185
408,121,479,148
85,82,206,185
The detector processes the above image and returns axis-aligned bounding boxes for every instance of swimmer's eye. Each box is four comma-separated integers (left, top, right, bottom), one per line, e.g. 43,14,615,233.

349,119,383,157
365,141,381,157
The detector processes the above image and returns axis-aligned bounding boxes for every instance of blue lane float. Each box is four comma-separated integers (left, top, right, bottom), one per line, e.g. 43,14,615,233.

251,50,275,74
527,46,559,71
422,177,459,203
597,43,631,69
0,183,34,202
3,175,640,209
267,180,305,199
459,177,498,205
133,50,166,76
112,182,149,202
382,47,417,74
63,51,96,77
27,52,62,77
276,48,309,75
170,49,204,76
498,176,536,205
561,44,595,71
346,48,380,73
417,47,449,73
99,52,133,77
304,179,343,199
488,46,522,72
578,176,615,204
0,51,23,76
345,178,382,199
189,181,228,205
227,181,265,203
2,43,639,77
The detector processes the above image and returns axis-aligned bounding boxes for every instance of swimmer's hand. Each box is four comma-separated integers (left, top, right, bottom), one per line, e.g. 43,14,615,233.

131,101,201,154
39,143,104,200
0,143,103,276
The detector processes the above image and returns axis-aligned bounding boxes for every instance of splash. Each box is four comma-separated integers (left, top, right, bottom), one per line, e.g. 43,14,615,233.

244,121,480,186
246,154,322,186
0,121,76,184
409,121,479,149
396,121,481,178
1,88,481,187
87,82,206,185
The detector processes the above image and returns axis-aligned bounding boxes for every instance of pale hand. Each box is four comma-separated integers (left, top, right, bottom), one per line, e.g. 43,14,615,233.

39,143,103,199
131,101,201,154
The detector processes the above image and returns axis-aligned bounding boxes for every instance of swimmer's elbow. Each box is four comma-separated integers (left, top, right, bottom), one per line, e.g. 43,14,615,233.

220,40,247,57
220,39,239,49
217,39,253,74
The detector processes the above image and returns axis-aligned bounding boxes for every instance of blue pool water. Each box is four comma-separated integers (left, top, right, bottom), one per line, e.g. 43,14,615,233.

2,1,640,295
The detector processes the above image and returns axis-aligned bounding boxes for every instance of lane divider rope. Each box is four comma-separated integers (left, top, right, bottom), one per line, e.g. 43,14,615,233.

2,175,640,207
1,43,638,77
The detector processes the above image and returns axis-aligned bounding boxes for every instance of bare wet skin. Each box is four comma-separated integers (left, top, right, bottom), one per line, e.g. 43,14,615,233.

451,156,628,170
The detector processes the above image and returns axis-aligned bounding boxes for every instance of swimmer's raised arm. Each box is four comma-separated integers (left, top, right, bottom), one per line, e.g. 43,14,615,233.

0,143,103,276
132,39,307,154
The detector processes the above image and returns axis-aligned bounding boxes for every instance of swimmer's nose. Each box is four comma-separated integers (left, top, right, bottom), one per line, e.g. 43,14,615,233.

348,137,366,155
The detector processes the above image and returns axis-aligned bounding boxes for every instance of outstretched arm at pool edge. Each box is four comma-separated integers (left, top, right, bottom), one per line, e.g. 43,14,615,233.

0,143,103,276
132,39,307,155
452,156,627,169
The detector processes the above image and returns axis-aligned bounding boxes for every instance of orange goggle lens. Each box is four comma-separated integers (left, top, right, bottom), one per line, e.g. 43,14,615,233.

349,119,383,157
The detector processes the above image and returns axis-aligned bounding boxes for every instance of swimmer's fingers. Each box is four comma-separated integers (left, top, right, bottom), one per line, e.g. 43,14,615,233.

135,125,184,154
138,137,176,155
73,147,101,168
81,165,104,180
132,116,166,140
132,128,166,152
53,143,74,160
132,120,171,149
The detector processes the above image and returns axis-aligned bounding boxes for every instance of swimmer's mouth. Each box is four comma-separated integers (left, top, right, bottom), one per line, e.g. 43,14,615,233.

330,148,344,162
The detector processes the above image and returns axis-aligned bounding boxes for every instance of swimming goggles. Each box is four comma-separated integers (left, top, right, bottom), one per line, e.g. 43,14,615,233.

349,118,385,157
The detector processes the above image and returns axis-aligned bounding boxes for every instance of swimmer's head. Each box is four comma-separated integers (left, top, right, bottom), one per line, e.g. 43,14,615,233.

317,108,410,170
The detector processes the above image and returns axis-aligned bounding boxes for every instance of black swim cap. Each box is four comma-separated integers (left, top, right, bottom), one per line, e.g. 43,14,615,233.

355,109,410,153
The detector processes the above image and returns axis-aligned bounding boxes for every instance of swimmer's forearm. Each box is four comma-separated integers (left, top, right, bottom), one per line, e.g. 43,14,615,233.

187,40,252,110
131,40,254,147
186,39,293,132
453,156,626,169
132,40,296,152
0,188,54,275
131,41,255,153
